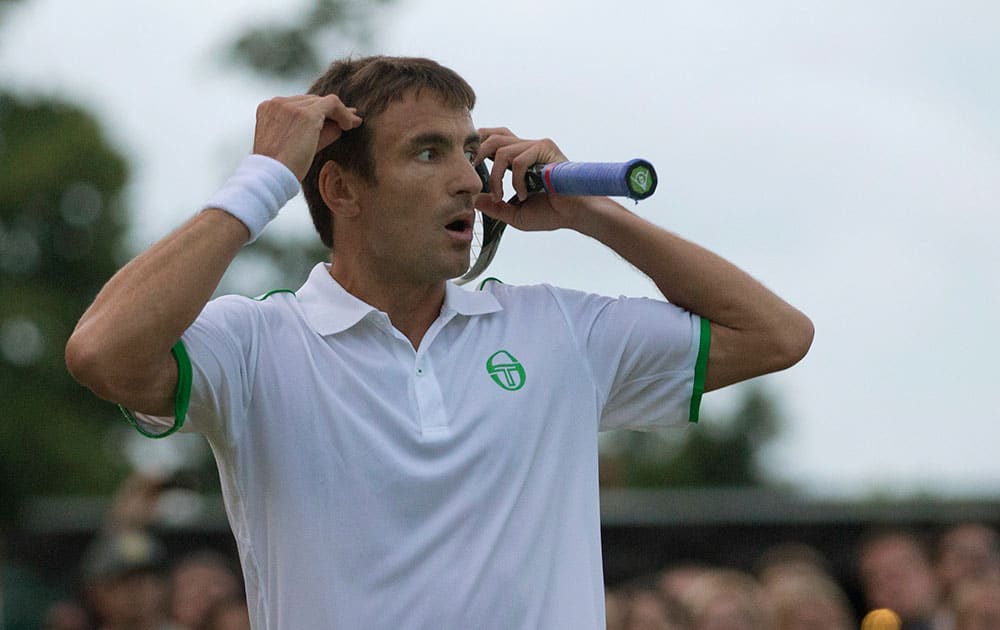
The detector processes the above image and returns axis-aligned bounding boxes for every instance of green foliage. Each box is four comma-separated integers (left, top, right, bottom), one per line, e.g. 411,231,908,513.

227,0,395,82
601,386,783,488
0,94,131,524
0,1,399,528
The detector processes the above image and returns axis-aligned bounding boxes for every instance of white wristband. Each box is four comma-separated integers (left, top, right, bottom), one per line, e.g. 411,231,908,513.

203,154,301,243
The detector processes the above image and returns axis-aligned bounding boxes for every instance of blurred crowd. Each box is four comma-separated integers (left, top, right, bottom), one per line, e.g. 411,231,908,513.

4,472,1000,629
30,473,250,630
605,522,1000,630
40,538,247,630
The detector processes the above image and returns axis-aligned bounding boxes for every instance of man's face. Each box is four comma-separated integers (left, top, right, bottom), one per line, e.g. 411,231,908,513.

938,525,1000,592
351,90,483,285
171,562,239,627
89,570,167,625
860,536,939,620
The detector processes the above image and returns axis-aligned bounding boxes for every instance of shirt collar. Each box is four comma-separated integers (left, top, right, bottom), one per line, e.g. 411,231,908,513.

296,263,502,336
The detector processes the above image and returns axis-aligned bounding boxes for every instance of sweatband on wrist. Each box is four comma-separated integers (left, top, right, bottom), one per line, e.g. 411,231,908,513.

203,154,301,243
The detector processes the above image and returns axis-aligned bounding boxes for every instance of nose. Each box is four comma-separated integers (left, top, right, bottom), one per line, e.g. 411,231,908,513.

452,155,484,196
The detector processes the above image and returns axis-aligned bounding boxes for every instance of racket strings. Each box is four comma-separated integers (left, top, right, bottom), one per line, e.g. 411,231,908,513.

456,210,507,285
455,159,510,285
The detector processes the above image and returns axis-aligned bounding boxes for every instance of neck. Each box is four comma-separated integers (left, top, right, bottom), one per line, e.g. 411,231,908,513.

328,257,446,349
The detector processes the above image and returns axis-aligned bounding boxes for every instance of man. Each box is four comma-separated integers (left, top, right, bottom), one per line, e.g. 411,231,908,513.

936,522,1000,603
66,56,812,628
857,529,947,630
79,529,179,630
168,550,241,629
952,576,1000,630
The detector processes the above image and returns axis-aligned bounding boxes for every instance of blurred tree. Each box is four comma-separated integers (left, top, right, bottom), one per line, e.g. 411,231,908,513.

226,0,396,83
0,0,403,526
217,0,399,292
0,94,131,525
0,0,404,527
599,385,784,488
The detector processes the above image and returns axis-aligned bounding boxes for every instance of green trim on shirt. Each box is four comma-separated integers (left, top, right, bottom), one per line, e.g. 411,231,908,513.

119,340,192,438
688,317,711,423
477,277,503,290
256,288,295,300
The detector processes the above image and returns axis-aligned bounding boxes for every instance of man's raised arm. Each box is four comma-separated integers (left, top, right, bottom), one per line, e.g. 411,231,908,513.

65,95,361,415
568,198,813,391
476,128,814,391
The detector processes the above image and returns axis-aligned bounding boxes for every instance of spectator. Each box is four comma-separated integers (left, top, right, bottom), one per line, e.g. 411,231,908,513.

168,550,241,629
857,528,946,630
952,576,1000,630
79,529,180,630
937,523,1000,602
683,568,773,630
658,562,712,608
100,471,176,535
753,542,854,630
617,574,692,630
623,587,692,630
196,597,249,630
41,599,91,630
765,570,855,630
607,588,629,630
755,542,835,587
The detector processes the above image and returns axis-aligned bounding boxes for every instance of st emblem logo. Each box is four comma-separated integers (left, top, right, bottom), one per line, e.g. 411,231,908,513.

486,350,525,391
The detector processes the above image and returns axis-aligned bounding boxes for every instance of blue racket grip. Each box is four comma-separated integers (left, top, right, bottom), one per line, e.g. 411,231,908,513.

525,159,658,200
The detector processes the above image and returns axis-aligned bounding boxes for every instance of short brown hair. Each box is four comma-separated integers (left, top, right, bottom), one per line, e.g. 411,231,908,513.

302,56,477,249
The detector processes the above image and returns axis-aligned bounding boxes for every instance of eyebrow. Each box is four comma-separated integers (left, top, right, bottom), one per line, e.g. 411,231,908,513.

404,132,481,151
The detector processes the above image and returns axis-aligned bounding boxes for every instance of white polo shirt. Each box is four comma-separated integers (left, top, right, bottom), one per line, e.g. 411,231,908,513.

131,263,709,630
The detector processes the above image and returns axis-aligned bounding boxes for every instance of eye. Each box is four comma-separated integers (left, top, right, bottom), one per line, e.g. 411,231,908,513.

416,148,437,161
464,149,477,163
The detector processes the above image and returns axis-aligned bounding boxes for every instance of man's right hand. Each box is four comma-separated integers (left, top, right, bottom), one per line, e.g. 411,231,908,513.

252,94,363,181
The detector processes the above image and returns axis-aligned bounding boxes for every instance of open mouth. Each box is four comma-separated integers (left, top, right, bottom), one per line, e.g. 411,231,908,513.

445,217,472,233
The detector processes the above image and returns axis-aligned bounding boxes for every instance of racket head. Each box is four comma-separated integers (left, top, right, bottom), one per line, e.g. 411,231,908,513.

455,213,507,285
454,160,508,285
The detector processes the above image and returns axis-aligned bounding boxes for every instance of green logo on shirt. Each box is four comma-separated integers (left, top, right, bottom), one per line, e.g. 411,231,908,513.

486,350,525,391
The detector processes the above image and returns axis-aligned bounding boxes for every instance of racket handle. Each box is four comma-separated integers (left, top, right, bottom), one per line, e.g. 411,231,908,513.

525,159,658,200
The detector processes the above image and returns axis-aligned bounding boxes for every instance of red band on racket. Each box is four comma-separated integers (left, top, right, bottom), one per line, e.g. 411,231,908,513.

543,164,556,194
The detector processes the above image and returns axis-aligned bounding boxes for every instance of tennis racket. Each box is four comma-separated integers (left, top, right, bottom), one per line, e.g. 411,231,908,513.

455,158,658,285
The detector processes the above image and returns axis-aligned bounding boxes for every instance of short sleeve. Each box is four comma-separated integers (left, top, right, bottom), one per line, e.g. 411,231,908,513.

123,295,259,439
548,287,710,431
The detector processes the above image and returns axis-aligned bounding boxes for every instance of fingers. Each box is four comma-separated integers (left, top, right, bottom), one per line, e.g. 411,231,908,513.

263,93,361,128
477,128,568,202
474,193,523,227
318,93,363,129
476,126,517,151
493,140,541,202
313,94,363,151
253,94,363,180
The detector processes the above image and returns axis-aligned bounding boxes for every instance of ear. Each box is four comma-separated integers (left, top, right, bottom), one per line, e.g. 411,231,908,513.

318,160,361,218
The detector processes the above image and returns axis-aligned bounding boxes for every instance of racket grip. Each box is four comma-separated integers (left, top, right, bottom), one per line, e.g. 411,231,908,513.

525,159,658,200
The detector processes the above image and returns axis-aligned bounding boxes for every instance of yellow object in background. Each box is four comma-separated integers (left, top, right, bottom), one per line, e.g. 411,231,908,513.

861,608,902,630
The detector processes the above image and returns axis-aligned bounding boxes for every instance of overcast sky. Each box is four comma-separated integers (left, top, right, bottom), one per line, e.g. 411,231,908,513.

2,0,998,498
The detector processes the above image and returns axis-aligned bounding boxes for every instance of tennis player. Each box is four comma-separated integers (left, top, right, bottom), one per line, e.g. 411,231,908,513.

66,56,813,629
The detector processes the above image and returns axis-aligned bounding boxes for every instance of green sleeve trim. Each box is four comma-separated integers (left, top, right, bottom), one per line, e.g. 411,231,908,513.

255,288,295,300
688,317,711,423
119,340,192,439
